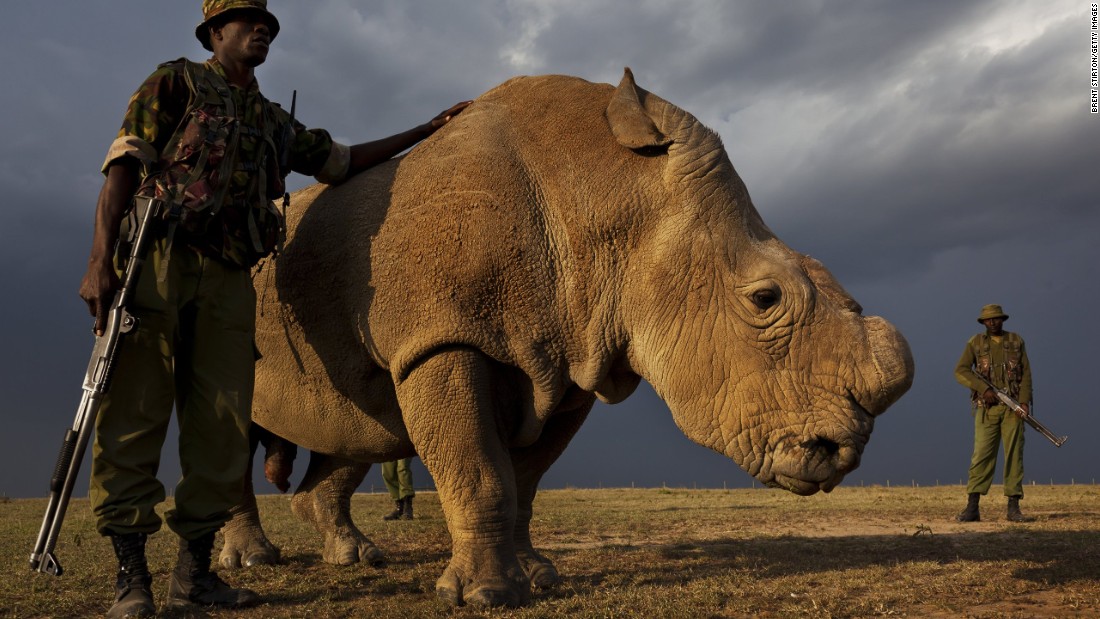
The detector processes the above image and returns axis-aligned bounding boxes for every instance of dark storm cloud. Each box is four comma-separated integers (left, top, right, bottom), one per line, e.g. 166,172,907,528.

1,1,1095,498
706,3,1092,285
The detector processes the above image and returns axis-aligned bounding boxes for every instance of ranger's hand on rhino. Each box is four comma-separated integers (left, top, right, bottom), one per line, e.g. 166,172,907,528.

223,68,914,608
343,100,472,178
429,100,473,131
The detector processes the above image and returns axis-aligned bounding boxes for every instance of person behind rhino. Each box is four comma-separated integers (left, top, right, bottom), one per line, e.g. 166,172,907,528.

78,1,468,616
953,304,1034,523
380,458,416,521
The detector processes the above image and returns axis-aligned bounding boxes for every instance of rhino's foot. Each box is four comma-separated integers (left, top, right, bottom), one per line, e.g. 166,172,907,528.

517,548,560,590
435,555,530,608
219,528,281,569
290,482,383,567
322,530,385,567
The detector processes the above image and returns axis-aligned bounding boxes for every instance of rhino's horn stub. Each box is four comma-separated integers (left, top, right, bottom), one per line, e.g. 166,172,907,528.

606,67,673,150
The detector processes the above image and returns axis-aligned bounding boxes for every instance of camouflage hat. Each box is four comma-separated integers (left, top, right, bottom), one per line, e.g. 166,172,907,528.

195,0,280,51
977,304,1009,323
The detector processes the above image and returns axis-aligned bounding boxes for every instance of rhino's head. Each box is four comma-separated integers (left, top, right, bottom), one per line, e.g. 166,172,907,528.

607,69,913,495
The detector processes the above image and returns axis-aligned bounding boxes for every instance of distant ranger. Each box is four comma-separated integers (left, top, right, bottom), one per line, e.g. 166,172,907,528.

380,458,416,521
953,304,1034,523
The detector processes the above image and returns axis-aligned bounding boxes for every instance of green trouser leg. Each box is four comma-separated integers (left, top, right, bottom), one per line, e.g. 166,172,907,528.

381,458,415,500
90,238,256,540
999,410,1025,497
965,406,1025,498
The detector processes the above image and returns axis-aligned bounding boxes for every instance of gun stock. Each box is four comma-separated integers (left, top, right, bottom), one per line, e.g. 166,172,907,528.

30,197,163,576
974,374,1067,448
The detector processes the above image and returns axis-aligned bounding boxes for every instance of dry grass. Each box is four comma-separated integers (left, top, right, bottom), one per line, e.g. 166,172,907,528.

3,485,1099,618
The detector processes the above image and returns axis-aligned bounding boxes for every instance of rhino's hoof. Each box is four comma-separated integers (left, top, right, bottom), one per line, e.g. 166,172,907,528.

436,585,463,607
220,544,280,570
325,538,386,567
528,563,561,590
363,545,385,567
330,550,358,566
465,586,525,608
244,550,279,567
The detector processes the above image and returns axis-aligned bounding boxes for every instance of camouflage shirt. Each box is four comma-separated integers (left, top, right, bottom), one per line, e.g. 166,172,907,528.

103,57,350,267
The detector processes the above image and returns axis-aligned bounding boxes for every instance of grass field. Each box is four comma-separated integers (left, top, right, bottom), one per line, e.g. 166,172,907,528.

3,485,1099,618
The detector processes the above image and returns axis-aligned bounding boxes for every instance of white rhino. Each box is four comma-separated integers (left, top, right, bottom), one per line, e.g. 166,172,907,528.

220,69,914,607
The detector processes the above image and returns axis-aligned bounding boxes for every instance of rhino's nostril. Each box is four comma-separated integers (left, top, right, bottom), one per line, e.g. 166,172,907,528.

803,436,840,457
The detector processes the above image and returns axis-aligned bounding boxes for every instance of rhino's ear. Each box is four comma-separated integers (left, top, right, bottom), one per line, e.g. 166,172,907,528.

606,67,673,151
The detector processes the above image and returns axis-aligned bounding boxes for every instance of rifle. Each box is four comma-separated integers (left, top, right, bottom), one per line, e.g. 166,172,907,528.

974,374,1067,448
30,196,164,576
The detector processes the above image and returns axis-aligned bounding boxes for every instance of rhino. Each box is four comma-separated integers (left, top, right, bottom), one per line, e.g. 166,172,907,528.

219,68,914,607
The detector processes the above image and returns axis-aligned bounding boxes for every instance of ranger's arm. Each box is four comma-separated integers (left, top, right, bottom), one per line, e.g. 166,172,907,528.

79,160,139,336
343,100,472,179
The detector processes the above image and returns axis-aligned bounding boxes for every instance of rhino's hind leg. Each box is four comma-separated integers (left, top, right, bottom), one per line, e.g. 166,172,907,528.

220,427,282,568
397,347,529,608
510,398,593,590
290,452,384,566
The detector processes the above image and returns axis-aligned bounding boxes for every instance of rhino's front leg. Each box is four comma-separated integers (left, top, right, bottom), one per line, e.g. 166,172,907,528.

511,399,593,590
290,452,385,566
397,347,529,608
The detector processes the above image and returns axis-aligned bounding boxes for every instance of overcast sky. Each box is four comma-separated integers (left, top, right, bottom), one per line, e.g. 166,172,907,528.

1,1,1097,499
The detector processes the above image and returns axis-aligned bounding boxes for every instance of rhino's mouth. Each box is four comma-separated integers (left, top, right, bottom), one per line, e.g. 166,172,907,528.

756,396,874,496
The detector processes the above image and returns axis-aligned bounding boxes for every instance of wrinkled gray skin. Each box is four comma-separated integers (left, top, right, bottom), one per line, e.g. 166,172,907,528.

219,69,914,608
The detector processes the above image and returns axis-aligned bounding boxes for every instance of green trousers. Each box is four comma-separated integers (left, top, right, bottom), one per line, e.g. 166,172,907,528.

965,405,1026,497
381,458,415,500
90,237,255,540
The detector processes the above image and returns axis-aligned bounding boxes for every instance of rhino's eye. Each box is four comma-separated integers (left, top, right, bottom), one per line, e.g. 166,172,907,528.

751,288,780,310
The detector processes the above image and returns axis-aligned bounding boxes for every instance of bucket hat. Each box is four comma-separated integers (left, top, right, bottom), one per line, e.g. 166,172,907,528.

977,304,1009,323
195,0,280,51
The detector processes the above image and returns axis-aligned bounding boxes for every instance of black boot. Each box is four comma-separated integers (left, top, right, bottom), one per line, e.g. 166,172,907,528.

383,498,404,521
166,533,259,609
1007,496,1034,522
402,496,414,520
106,533,155,619
956,492,981,522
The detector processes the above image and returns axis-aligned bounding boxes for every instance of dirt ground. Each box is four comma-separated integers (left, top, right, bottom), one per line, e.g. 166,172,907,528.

527,486,1100,618
5,486,1098,618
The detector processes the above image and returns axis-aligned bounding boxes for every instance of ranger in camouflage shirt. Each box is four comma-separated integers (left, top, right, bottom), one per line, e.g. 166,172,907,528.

77,2,469,617
110,56,342,268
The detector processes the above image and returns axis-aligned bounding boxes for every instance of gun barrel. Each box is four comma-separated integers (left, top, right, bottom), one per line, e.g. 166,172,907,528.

30,390,99,575
1024,415,1068,448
